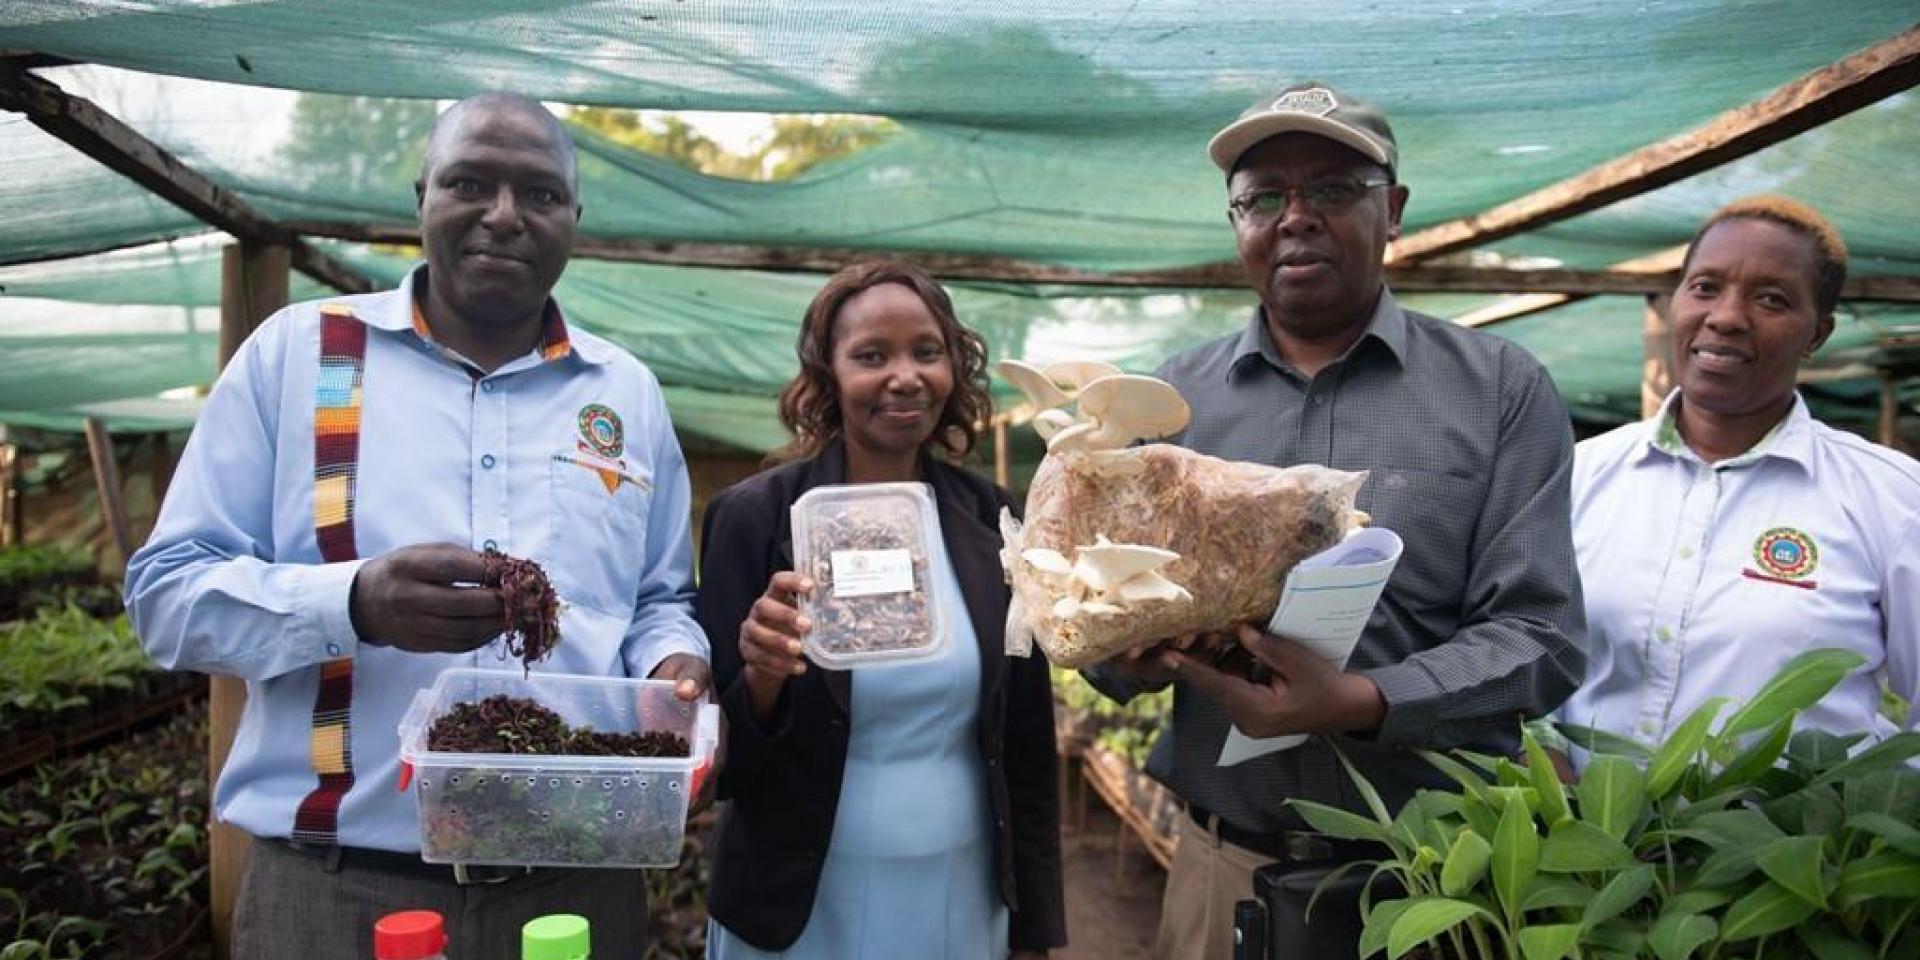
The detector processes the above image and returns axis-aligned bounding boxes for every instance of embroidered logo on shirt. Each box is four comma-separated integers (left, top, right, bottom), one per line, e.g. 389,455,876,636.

1743,526,1818,590
577,403,624,459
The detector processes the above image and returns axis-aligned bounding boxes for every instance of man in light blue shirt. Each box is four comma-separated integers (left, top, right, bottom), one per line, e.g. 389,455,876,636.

126,93,708,957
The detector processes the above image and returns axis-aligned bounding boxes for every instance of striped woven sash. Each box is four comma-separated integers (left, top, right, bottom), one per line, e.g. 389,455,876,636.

292,304,367,843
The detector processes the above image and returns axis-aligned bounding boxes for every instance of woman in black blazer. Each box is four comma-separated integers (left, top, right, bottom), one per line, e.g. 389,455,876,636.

699,259,1065,959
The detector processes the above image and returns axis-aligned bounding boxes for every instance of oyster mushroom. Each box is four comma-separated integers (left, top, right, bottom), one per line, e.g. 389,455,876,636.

1075,375,1191,449
1021,548,1074,579
1043,359,1124,394
1072,535,1179,595
1117,572,1191,604
994,359,1072,411
1044,420,1099,453
1031,408,1078,442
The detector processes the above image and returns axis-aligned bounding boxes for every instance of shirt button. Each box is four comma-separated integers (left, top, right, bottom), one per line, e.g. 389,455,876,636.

1656,627,1674,643
1678,546,1695,559
481,454,497,469
1639,720,1658,736
483,538,498,551
481,380,496,393
326,642,342,657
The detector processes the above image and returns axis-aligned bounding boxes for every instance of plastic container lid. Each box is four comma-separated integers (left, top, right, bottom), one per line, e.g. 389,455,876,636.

374,910,447,960
522,914,590,960
789,482,949,668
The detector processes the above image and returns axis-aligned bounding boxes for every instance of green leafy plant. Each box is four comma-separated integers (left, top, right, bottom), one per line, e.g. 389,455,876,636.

1053,665,1171,768
0,546,113,623
0,707,210,959
0,605,152,719
1298,649,1920,960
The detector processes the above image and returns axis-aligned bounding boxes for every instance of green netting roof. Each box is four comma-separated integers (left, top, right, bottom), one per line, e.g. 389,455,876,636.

2,1,1917,450
5,240,1913,451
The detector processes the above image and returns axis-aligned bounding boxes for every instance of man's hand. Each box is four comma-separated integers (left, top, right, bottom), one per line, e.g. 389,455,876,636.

1099,632,1227,688
650,652,712,702
739,571,812,726
1165,624,1386,738
348,544,503,653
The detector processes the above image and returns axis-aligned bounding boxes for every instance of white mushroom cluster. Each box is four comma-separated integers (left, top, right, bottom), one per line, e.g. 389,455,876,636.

995,359,1191,454
1020,535,1192,619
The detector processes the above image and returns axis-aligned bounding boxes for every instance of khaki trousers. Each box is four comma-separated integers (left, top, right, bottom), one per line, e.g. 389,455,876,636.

1152,813,1278,960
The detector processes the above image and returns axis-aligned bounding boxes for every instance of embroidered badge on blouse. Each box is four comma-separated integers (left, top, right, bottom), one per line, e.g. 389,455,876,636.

1742,526,1819,590
576,403,624,459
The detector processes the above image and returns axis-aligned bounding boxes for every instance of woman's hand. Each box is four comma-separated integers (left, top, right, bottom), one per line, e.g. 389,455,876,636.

739,570,813,726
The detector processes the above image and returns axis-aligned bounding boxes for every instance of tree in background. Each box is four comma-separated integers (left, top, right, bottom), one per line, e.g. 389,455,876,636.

568,108,895,181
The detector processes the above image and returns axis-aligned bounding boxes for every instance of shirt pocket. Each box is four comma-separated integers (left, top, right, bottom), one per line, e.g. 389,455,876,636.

546,454,653,616
1358,467,1485,617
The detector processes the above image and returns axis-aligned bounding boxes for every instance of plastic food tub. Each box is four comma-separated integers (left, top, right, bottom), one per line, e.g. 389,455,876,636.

396,668,718,868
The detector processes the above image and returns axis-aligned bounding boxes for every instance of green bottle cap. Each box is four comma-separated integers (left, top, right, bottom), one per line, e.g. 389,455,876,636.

521,914,590,960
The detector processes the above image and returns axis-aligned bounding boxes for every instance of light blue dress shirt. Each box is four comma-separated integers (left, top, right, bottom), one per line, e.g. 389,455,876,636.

125,266,707,852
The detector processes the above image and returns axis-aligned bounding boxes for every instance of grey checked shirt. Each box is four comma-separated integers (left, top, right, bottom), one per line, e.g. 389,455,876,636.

1090,290,1586,834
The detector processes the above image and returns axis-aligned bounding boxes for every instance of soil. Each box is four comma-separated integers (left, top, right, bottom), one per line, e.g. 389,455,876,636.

482,548,560,669
0,703,211,960
424,694,690,757
1059,788,1166,960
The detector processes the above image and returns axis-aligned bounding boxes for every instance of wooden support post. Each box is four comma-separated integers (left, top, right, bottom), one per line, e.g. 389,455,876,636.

209,240,290,960
150,433,174,511
993,415,1011,489
1389,25,1920,264
0,442,18,548
220,245,290,364
1640,293,1674,420
83,417,133,565
1881,374,1902,450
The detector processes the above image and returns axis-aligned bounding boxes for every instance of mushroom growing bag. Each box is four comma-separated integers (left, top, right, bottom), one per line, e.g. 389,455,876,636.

1000,444,1366,668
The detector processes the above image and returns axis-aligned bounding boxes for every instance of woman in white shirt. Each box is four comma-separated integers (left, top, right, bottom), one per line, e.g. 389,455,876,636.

1560,195,1919,761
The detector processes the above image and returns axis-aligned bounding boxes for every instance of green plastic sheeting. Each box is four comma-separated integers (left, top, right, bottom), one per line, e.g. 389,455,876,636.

4,240,1912,449
1,2,1917,274
1,2,1917,451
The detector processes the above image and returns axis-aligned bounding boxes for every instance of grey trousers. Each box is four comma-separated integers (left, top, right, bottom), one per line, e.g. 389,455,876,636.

233,839,650,960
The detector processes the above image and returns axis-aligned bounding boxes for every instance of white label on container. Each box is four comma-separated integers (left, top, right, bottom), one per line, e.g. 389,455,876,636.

830,548,914,598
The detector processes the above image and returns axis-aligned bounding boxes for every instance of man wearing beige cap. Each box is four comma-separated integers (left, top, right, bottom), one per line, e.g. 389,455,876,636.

1088,81,1585,959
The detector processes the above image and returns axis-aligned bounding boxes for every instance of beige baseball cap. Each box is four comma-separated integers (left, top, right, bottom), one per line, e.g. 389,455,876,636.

1208,81,1398,177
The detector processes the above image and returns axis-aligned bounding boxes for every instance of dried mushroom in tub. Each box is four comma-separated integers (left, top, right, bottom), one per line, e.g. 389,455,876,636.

791,482,948,667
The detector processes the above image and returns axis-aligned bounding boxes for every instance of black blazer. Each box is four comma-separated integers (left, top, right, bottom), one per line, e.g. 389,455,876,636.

698,441,1066,952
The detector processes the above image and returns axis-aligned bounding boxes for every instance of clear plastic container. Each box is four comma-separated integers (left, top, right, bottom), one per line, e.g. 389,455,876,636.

396,668,718,869
789,482,949,668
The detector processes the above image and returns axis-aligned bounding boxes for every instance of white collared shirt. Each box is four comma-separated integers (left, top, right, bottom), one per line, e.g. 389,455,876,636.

1560,391,1919,759
126,266,707,851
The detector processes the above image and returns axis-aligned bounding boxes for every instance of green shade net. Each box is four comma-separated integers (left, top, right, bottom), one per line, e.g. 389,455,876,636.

4,241,1912,450
2,2,1917,272
1,2,1917,451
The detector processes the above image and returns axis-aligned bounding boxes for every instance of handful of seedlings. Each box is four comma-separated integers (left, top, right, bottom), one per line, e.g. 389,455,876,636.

482,548,560,672
426,694,690,758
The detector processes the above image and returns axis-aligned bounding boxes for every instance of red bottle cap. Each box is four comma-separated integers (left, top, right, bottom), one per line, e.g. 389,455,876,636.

375,910,447,959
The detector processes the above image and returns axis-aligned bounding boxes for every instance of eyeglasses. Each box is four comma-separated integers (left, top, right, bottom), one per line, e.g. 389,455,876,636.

1228,176,1393,224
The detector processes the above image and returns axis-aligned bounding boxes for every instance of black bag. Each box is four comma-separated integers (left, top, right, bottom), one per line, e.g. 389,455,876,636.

1234,860,1404,960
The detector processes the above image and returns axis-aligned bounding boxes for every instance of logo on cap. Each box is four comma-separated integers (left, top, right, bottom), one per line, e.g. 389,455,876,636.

1272,88,1337,117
